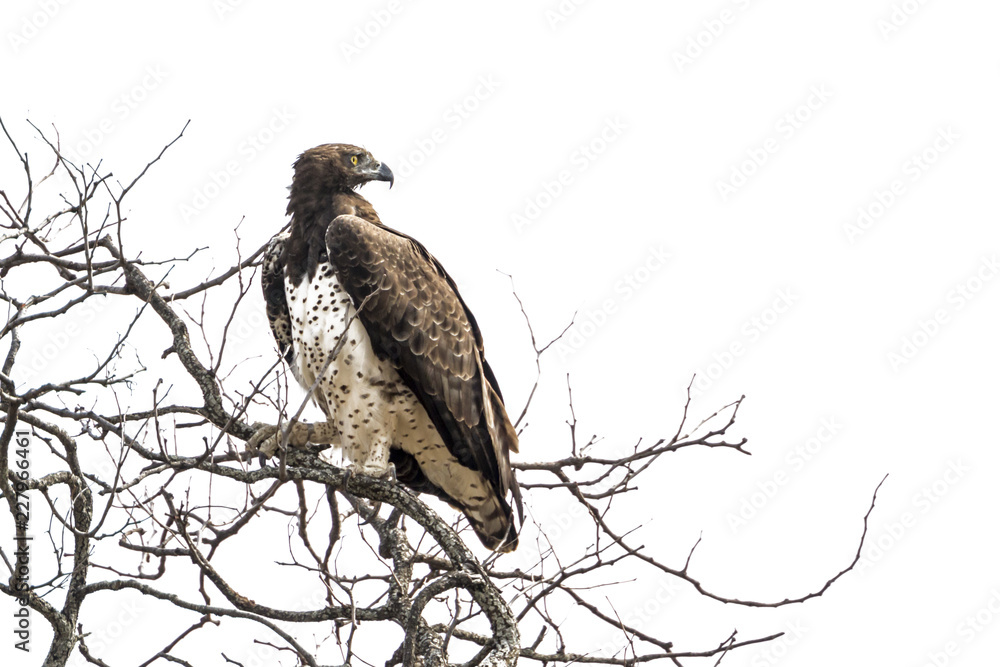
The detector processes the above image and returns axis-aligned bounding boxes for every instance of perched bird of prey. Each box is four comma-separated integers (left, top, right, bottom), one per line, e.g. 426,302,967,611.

250,144,522,552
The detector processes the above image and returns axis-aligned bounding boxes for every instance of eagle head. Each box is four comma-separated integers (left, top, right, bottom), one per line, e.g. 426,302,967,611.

290,143,394,200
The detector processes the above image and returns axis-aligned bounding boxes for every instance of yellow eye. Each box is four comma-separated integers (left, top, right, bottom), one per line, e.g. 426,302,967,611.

351,155,359,166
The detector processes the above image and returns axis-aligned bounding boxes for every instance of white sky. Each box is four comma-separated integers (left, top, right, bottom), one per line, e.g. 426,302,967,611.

3,1,1000,666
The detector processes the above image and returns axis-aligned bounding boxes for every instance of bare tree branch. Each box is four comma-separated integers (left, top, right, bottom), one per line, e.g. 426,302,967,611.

0,118,884,667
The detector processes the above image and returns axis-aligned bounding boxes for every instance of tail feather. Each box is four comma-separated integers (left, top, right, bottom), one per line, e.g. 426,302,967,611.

485,384,523,525
465,494,518,553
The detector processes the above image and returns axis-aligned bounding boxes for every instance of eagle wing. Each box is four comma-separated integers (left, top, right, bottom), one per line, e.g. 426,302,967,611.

325,215,522,519
261,233,294,367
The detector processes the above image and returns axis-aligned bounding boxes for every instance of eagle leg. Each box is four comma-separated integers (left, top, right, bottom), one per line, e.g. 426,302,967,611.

351,461,396,483
345,461,396,480
343,435,394,478
341,463,396,525
246,420,340,460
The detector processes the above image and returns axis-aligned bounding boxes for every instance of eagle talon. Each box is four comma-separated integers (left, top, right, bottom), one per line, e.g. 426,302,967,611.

347,462,395,481
247,422,282,461
342,463,395,522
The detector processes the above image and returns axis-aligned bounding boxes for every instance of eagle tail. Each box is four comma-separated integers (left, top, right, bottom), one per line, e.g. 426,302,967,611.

466,496,519,553
487,386,524,523
458,385,522,553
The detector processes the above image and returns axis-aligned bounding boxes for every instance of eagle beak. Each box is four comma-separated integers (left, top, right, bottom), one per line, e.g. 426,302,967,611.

373,162,394,189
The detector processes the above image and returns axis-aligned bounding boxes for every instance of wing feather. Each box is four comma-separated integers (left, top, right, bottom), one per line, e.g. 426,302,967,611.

262,233,293,366
325,215,521,516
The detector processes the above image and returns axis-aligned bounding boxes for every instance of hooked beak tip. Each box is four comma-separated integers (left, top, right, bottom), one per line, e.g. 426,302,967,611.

376,162,394,189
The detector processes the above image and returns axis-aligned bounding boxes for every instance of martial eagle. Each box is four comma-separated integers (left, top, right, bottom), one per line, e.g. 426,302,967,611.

250,144,522,552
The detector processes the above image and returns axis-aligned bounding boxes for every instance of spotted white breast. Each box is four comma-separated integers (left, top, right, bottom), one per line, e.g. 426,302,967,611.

284,262,495,513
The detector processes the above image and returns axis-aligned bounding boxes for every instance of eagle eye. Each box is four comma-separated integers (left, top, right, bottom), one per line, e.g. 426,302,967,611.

350,155,359,166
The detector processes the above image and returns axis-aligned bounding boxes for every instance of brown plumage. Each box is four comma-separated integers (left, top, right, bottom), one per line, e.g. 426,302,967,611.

262,143,522,551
